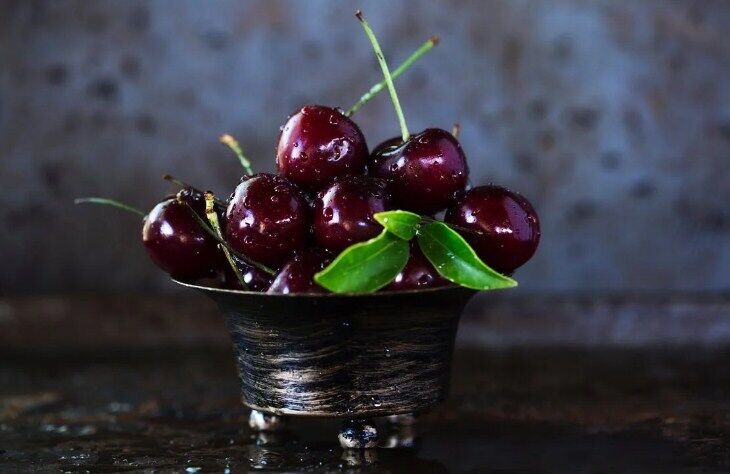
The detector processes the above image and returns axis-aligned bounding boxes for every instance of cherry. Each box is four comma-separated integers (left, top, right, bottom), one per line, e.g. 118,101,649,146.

222,255,274,292
369,128,468,214
267,248,332,294
276,105,368,191
313,175,390,252
445,185,540,275
142,189,223,280
225,173,311,268
386,243,450,291
356,12,467,214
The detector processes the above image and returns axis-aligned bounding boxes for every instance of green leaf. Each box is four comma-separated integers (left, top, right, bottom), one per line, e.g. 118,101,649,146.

314,229,410,293
417,221,517,291
373,210,421,240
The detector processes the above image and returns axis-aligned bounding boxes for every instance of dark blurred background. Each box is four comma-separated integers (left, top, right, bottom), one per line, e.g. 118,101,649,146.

1,0,729,295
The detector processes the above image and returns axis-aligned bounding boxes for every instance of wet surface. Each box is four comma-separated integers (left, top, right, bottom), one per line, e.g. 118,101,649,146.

1,347,729,472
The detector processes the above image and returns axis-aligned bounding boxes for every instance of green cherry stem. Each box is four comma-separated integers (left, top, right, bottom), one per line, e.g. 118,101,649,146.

356,10,410,142
162,174,194,190
203,192,248,289
74,197,145,218
346,35,439,117
220,134,254,175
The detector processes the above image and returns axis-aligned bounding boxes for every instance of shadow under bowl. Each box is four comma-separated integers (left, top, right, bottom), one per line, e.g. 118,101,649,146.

175,281,476,418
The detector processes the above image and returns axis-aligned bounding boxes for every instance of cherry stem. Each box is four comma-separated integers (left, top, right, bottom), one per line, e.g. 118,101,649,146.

346,35,439,117
356,10,410,142
451,122,461,139
162,174,193,189
203,193,248,289
74,197,145,218
220,134,254,175
163,174,225,206
179,198,275,275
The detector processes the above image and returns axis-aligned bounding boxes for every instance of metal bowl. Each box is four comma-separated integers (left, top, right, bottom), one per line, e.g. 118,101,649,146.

175,280,476,418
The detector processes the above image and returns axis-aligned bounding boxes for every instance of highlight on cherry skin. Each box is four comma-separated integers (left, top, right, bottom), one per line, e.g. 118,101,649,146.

267,248,333,294
445,185,541,275
223,254,274,292
142,188,229,280
369,128,469,215
386,242,450,291
276,105,369,192
224,173,311,268
313,175,391,253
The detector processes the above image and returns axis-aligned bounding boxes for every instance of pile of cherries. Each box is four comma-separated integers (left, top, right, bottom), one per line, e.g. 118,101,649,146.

79,12,540,294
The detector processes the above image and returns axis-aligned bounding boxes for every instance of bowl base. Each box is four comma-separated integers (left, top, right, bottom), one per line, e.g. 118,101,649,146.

247,409,417,449
338,418,379,449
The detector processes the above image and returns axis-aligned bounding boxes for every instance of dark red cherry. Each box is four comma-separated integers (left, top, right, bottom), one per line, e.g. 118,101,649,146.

369,128,468,214
267,248,332,294
445,185,540,275
222,255,274,292
225,173,311,268
142,190,222,280
386,243,450,291
313,175,390,252
276,105,369,191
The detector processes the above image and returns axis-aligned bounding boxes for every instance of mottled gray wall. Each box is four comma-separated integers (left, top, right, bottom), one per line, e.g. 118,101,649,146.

1,0,729,294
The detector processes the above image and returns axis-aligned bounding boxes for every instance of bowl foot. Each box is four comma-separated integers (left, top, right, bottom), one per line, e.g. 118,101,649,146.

338,418,379,449
248,409,285,432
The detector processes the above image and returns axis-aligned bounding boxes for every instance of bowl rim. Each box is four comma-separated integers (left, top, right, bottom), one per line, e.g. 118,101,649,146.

172,278,477,298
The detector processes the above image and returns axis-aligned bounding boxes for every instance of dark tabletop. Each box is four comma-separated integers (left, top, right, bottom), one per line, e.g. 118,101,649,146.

1,296,729,472
2,346,730,472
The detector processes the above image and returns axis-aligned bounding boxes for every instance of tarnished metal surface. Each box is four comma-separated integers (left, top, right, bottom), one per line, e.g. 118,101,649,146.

206,286,473,416
1,0,730,293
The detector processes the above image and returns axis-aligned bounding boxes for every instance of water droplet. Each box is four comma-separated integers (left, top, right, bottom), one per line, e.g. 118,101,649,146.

384,348,391,357
323,207,334,219
371,396,382,407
